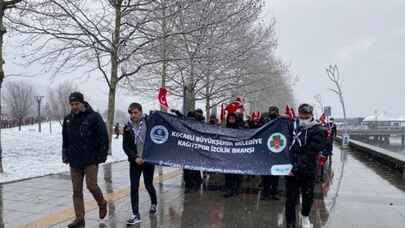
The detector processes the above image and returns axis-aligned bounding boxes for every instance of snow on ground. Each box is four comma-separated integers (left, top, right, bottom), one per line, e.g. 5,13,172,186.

0,122,127,184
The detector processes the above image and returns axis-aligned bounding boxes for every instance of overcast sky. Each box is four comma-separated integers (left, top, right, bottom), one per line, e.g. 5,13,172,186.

4,0,405,118
266,0,405,117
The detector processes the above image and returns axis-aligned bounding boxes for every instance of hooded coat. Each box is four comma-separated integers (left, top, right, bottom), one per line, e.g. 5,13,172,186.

62,102,109,168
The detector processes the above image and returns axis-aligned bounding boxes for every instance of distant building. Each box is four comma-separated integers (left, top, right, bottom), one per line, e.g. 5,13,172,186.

0,113,8,121
362,114,405,129
334,117,364,126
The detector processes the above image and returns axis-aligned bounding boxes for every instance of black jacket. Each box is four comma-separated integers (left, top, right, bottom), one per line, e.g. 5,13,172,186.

122,115,148,162
123,124,137,162
290,120,326,176
326,122,337,137
62,103,109,168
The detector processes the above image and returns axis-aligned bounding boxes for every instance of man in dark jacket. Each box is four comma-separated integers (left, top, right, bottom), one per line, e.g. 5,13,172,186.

224,112,243,198
123,103,158,225
261,106,281,200
285,104,326,228
62,92,108,228
327,118,337,138
323,118,337,156
183,109,204,192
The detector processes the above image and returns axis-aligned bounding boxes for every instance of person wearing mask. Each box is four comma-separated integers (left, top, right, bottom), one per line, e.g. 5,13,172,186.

261,106,281,200
285,104,326,228
224,112,243,198
62,92,108,228
123,103,158,225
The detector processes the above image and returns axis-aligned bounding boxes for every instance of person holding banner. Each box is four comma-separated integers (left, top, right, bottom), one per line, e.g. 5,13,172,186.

261,106,281,201
183,109,204,192
208,114,220,125
123,103,158,225
285,104,326,228
224,112,244,198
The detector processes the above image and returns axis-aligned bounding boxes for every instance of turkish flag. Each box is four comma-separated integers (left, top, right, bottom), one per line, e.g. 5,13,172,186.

225,98,243,113
320,113,326,125
220,104,225,124
290,107,296,118
251,111,262,123
158,87,168,108
285,105,290,115
285,105,295,120
319,155,328,167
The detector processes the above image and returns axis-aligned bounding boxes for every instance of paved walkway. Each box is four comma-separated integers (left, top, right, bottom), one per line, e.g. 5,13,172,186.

1,145,405,228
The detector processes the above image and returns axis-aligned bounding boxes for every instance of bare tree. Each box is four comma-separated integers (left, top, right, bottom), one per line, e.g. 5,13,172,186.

154,0,268,114
7,0,196,153
3,81,35,131
326,64,349,146
47,81,78,125
0,0,24,173
326,64,347,119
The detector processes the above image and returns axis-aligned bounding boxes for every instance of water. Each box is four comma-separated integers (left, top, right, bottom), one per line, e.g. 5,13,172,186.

360,136,405,154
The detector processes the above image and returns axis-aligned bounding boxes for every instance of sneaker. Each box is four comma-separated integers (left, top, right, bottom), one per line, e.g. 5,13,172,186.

99,201,108,219
127,214,142,225
301,216,312,228
67,218,85,228
150,204,158,215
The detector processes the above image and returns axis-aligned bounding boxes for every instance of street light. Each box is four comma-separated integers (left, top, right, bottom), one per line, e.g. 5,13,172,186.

35,96,44,133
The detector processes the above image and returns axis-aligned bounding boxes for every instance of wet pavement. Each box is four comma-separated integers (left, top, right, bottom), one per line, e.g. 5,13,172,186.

1,145,405,227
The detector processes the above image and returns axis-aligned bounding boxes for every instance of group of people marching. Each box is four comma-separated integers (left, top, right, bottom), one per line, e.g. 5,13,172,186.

61,92,336,228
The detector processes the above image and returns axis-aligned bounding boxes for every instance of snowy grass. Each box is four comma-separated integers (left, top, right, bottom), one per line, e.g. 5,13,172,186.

0,122,127,184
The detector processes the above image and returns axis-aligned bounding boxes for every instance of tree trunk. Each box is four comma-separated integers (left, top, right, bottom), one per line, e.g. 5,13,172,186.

183,62,196,114
18,118,22,131
205,71,210,118
158,0,168,181
340,94,347,120
205,96,210,120
106,1,123,155
106,82,117,155
160,0,167,92
0,3,6,172
0,85,3,173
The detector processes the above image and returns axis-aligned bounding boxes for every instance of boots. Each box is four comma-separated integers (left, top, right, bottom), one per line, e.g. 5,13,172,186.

67,218,85,228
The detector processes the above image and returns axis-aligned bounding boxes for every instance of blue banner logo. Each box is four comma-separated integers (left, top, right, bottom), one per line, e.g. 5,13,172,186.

267,133,287,153
150,125,169,144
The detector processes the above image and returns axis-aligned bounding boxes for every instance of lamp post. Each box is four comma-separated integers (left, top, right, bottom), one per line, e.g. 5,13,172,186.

35,96,44,132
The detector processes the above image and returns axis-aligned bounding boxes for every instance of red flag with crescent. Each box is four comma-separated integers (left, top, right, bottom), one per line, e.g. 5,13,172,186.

158,87,168,108
290,107,296,119
225,97,243,113
320,113,326,125
251,111,262,123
